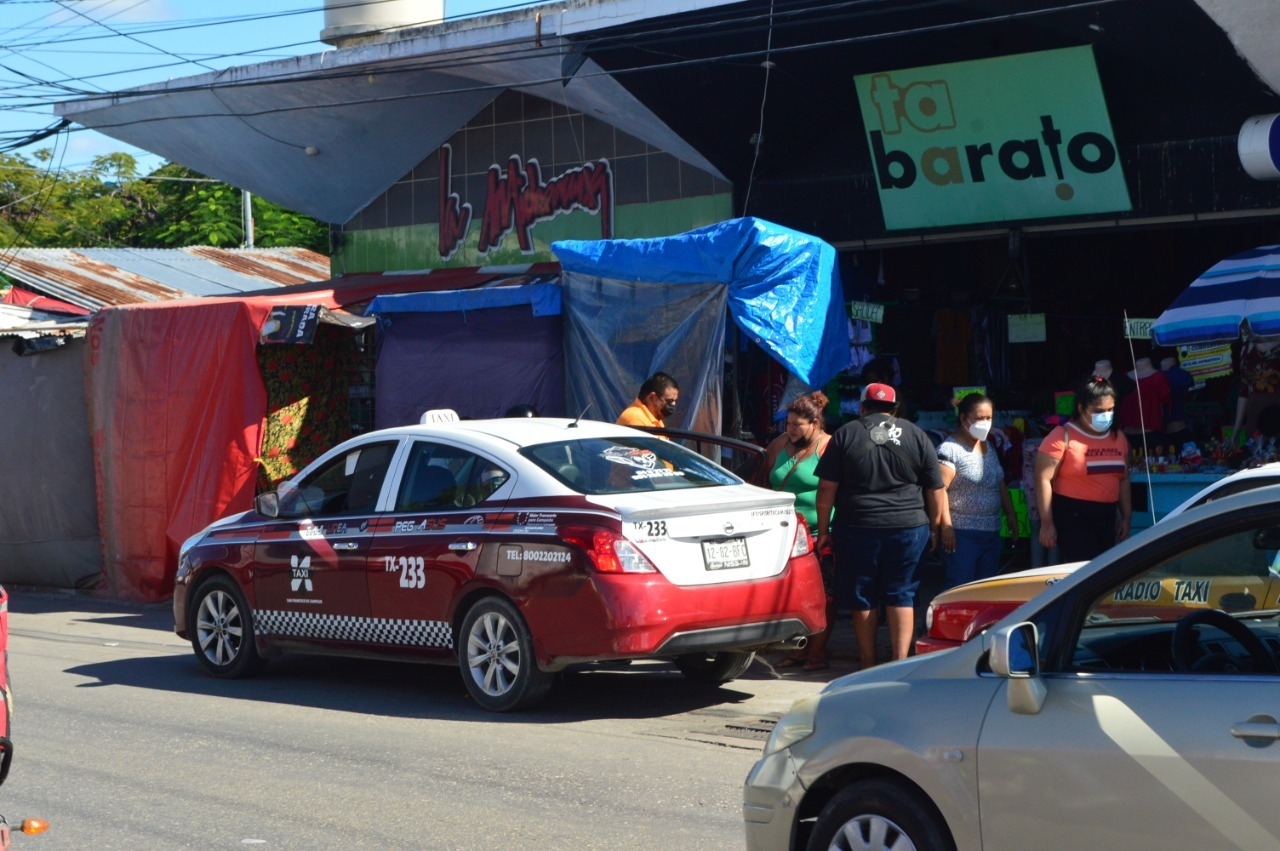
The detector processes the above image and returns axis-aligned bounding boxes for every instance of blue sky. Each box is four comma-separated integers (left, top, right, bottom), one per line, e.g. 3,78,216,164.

0,0,521,174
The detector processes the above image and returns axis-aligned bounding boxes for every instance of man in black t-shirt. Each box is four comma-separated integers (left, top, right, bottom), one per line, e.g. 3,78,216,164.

814,383,944,669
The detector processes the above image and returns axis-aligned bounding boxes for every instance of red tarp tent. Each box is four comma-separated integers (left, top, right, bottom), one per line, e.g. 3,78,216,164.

2,284,91,315
85,268,529,602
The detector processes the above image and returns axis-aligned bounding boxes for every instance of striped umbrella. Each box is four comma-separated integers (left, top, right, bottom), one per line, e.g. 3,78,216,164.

1152,245,1280,346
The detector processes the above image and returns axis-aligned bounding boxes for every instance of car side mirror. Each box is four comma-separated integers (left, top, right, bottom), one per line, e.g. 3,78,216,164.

989,622,1046,715
255,491,280,518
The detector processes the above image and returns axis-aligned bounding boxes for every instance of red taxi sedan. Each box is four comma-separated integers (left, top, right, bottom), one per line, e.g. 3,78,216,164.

174,415,825,711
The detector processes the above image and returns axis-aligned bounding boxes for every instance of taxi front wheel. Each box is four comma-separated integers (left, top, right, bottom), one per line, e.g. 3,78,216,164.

190,575,264,679
807,779,953,851
459,597,552,712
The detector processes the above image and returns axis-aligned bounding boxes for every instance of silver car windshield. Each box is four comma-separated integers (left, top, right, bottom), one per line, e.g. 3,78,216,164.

521,436,742,494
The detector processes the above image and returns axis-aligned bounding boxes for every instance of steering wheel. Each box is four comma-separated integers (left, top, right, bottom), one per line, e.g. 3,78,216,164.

1172,608,1278,673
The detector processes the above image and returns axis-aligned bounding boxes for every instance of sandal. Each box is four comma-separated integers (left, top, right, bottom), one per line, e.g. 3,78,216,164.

802,660,830,671
774,656,806,669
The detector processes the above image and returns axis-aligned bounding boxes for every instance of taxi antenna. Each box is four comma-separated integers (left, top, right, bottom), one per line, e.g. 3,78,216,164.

569,402,592,427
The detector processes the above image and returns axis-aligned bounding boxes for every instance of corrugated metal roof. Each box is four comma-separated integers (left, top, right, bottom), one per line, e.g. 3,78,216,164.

0,303,88,339
0,247,330,312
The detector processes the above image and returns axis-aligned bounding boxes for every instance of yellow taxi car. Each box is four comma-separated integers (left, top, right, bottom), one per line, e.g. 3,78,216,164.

917,463,1280,654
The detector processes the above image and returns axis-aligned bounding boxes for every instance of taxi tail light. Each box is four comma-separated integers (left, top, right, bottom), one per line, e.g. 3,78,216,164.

559,526,657,574
791,513,812,557
929,601,1019,642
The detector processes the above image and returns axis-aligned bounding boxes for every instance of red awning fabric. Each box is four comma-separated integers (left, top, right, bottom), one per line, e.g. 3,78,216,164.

2,284,91,315
85,265,559,602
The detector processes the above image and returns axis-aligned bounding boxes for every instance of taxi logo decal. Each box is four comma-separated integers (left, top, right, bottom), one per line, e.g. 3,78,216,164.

1173,579,1211,604
1112,580,1160,603
603,446,658,470
300,521,350,540
290,555,313,592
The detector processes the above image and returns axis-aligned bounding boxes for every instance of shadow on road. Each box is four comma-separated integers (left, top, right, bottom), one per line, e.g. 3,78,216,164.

8,588,174,633
62,651,770,724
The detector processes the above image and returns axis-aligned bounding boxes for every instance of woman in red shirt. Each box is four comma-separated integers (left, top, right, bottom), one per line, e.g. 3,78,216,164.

1035,375,1132,563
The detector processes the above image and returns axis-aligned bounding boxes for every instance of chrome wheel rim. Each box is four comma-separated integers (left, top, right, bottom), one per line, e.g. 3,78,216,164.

466,611,521,697
829,815,916,851
195,589,244,668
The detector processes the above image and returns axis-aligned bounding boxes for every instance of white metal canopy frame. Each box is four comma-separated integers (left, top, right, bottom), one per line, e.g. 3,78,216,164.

53,17,724,226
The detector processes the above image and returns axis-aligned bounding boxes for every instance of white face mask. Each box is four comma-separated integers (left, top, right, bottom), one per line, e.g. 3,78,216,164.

966,420,992,441
1090,411,1114,431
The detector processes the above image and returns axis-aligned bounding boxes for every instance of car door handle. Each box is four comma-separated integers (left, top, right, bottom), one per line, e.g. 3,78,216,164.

333,542,360,551
1230,722,1280,741
449,541,478,552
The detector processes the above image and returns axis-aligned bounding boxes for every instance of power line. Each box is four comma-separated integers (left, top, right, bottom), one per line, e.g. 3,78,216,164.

44,0,1122,136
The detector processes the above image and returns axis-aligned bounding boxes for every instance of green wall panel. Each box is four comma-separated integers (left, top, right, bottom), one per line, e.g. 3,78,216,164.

334,194,734,274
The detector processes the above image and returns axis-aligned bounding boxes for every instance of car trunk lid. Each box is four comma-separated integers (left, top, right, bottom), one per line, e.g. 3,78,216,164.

596,486,799,586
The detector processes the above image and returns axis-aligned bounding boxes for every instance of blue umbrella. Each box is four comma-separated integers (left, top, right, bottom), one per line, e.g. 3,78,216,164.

1151,245,1280,346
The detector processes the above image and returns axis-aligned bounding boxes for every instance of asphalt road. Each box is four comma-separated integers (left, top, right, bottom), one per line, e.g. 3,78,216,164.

0,590,835,850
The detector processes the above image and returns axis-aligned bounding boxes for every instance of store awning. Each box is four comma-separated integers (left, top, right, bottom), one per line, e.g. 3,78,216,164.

54,19,724,225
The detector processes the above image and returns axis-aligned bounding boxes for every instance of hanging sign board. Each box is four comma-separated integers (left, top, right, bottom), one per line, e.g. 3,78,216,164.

1008,313,1047,343
854,46,1132,230
952,386,987,411
1178,343,1233,382
847,300,885,324
1124,318,1155,339
260,305,321,344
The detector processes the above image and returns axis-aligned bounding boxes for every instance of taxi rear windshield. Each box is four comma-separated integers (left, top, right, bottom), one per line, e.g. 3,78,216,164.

521,436,742,494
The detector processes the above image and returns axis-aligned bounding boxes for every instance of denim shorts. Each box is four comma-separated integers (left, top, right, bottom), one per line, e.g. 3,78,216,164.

832,524,930,611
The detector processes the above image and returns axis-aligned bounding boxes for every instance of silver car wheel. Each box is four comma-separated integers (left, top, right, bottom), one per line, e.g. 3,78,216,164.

466,609,522,697
457,596,553,712
188,575,263,678
196,587,244,667
830,815,916,851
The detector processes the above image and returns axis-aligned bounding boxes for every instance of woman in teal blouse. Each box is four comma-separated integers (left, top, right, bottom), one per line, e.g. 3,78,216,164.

762,391,834,671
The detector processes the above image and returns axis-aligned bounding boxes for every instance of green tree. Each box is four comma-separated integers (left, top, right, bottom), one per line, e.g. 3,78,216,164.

0,153,327,253
142,164,327,253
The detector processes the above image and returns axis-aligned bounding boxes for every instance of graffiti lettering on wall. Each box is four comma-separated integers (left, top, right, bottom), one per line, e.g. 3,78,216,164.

438,143,614,260
439,144,473,261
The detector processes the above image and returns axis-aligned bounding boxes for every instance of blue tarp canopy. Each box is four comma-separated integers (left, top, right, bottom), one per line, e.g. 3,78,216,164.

366,281,562,316
552,217,847,388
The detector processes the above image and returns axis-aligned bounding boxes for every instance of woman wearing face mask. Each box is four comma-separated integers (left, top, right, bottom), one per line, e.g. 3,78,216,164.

1035,375,1132,563
761,391,835,671
937,393,1018,588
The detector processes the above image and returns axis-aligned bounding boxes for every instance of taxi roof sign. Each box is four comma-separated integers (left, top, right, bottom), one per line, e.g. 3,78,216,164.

420,409,460,424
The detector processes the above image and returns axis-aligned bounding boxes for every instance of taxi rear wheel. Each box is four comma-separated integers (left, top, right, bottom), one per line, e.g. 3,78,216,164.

673,650,755,684
459,597,552,712
190,576,264,679
807,779,953,851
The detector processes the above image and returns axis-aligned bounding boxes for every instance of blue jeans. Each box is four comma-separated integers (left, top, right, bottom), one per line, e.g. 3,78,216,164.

832,524,930,611
941,528,1003,588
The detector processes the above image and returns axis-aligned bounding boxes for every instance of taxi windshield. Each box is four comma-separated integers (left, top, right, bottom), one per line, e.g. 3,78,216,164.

521,436,741,494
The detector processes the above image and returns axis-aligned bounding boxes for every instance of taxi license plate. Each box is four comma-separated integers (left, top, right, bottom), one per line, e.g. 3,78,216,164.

702,537,749,570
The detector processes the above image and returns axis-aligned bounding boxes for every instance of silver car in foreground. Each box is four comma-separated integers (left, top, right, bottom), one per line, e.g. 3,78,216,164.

745,484,1280,850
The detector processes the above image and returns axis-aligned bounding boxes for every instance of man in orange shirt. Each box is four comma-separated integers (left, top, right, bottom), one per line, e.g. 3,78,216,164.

617,372,680,428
